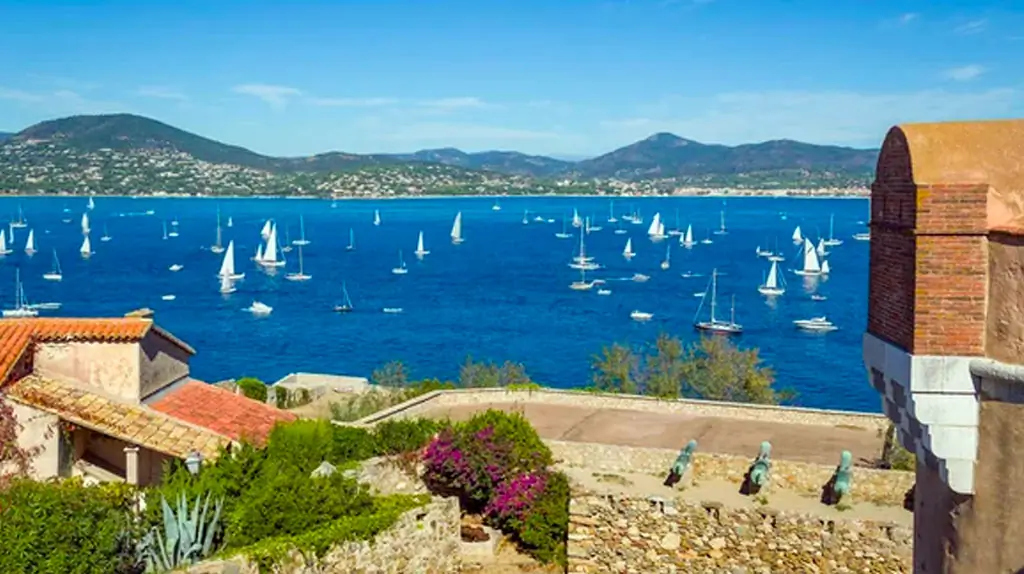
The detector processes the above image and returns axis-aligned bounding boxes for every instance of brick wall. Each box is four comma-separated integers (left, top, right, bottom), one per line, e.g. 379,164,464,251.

868,127,989,356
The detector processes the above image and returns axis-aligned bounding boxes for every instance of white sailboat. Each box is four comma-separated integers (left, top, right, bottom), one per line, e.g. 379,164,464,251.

373,210,382,227
24,229,36,255
793,238,822,276
254,243,264,262
852,231,871,241
794,316,838,332
569,267,595,291
245,301,273,316
680,224,695,248
219,240,245,280
414,231,430,257
281,225,293,253
168,220,179,237
80,235,93,258
227,216,233,228
3,270,37,317
334,281,354,313
522,210,529,225
81,212,90,235
647,213,666,242
219,272,236,295
260,220,273,240
660,242,671,270
571,208,582,228
713,210,728,235
821,259,832,275
622,238,635,260
257,224,286,267
392,250,409,275
823,214,843,246
285,245,312,281
492,200,501,211
293,215,311,246
162,221,168,240
630,310,653,322
816,238,828,258
668,210,683,236
211,208,225,253
555,218,572,239
700,229,713,245
11,205,27,228
87,196,95,211
450,212,465,244
792,225,803,244
0,230,12,255
100,223,112,242
607,201,618,224
43,249,63,281
346,228,355,251
758,260,786,296
694,269,742,334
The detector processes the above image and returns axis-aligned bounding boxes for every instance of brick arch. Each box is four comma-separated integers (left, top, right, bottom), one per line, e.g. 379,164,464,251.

872,126,917,229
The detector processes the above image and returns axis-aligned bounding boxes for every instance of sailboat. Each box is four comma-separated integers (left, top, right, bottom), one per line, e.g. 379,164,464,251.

3,270,37,317
168,220,179,237
569,267,595,291
450,212,465,244
713,210,728,235
244,301,273,316
816,238,828,258
211,208,225,253
758,260,786,296
668,209,683,236
555,218,572,239
821,259,832,275
607,201,618,224
522,210,529,225
680,224,695,248
755,244,772,257
80,235,93,258
11,205,27,228
162,221,169,240
100,223,112,242
571,208,582,228
218,240,245,280
587,215,603,232
260,220,273,240
24,229,36,255
613,222,627,235
768,239,786,262
219,273,236,295
622,238,635,260
254,244,263,262
0,230,12,255
647,213,666,242
87,196,95,211
43,250,63,281
660,242,671,270
257,224,286,268
492,200,501,211
392,250,409,275
334,281,354,313
227,216,233,228
793,238,822,276
61,204,72,224
823,214,844,247
414,231,430,257
285,245,312,281
792,226,803,244
293,215,311,246
569,228,599,270
373,210,382,227
346,228,355,251
700,229,713,245
281,225,293,253
81,213,90,235
694,269,742,334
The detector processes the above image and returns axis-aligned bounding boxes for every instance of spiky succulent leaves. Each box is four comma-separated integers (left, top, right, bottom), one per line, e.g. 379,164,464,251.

202,496,224,556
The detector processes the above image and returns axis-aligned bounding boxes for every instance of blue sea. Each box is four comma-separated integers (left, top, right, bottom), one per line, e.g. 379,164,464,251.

0,196,877,412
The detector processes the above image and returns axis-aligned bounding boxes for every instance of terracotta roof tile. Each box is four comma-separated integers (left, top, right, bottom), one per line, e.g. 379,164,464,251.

0,317,156,386
149,380,297,445
6,375,228,460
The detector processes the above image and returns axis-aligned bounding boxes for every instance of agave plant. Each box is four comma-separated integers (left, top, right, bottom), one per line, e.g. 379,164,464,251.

139,491,224,573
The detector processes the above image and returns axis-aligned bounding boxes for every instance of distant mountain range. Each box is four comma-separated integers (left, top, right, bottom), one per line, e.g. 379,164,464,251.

0,132,12,143
3,113,879,184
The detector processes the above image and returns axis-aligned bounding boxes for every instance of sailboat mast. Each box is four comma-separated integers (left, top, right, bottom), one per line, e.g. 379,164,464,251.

730,296,736,325
709,270,718,322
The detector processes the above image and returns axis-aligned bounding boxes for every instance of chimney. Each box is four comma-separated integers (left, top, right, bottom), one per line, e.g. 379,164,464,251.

125,308,154,319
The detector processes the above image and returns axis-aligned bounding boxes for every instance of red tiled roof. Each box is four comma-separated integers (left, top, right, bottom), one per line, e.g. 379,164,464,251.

0,318,155,386
149,380,296,444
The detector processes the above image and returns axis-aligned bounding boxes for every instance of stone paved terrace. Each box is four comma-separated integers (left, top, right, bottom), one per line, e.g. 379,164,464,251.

363,389,890,466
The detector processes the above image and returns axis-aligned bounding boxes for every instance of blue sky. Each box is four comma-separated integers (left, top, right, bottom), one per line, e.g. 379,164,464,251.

1,0,1022,157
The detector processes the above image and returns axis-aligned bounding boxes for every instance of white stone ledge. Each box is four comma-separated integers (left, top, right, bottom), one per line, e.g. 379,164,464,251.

905,394,979,427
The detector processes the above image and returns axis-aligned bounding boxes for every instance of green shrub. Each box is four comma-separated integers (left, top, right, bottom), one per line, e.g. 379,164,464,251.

330,425,378,462
330,379,455,422
264,419,337,473
458,409,552,469
516,471,569,566
0,478,138,574
236,377,268,403
373,418,442,456
224,468,374,549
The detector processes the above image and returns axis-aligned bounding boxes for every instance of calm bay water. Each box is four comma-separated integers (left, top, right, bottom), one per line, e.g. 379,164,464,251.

1,196,877,412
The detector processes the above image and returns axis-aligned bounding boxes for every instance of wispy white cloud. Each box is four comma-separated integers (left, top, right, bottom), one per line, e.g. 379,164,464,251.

232,84,302,108
136,86,188,101
0,86,127,116
416,97,491,110
306,96,398,107
25,74,101,92
0,87,43,103
954,18,987,35
371,121,562,148
899,12,919,24
599,88,1022,147
943,65,986,82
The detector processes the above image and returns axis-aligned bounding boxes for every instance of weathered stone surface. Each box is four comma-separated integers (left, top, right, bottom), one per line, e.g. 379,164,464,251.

567,491,912,573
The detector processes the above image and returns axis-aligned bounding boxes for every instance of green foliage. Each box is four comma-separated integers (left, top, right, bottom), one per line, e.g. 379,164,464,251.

515,471,570,566
139,492,224,572
235,377,267,403
880,423,916,471
371,361,410,388
0,478,138,574
458,357,533,388
373,418,442,456
591,335,788,405
457,409,552,469
329,378,455,422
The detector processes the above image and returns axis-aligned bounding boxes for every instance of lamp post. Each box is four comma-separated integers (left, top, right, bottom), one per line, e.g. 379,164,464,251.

185,450,202,475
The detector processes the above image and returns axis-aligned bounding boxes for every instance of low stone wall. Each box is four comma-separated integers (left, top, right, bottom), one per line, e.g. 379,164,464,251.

188,497,461,574
356,388,890,432
568,492,913,573
551,440,914,507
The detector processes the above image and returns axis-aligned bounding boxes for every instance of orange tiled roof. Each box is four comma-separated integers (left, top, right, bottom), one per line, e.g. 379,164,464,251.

6,375,228,460
0,317,156,385
149,380,297,445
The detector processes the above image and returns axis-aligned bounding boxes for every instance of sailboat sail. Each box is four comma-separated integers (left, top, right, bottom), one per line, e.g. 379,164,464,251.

792,226,803,243
80,235,92,256
43,249,62,280
796,238,821,275
766,261,779,288
220,240,243,279
261,224,283,265
647,213,662,236
219,273,235,294
294,215,310,245
450,212,464,243
0,230,10,254
415,231,429,255
260,220,273,240
347,228,355,250
373,210,381,226
81,213,90,234
24,230,35,253
681,224,694,246
623,238,634,259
